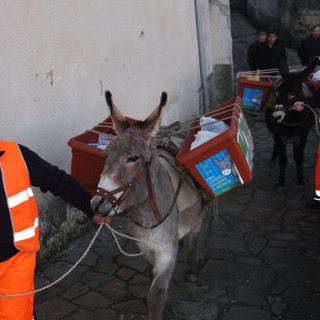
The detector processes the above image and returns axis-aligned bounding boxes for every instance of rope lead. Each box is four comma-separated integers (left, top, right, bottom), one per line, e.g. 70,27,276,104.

0,222,147,298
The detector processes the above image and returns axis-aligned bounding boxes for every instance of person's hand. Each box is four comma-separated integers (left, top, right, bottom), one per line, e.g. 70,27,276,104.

293,101,305,112
93,214,111,225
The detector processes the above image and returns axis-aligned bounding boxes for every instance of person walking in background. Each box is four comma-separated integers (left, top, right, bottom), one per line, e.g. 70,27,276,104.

257,28,287,71
298,25,320,66
247,31,267,70
0,141,110,320
293,87,320,210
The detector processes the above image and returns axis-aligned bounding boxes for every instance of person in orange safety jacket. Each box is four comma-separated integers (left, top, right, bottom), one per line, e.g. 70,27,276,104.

0,141,110,320
293,86,320,209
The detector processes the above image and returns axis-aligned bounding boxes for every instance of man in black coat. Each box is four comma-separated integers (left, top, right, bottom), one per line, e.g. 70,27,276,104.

298,25,320,66
247,31,267,70
257,28,287,71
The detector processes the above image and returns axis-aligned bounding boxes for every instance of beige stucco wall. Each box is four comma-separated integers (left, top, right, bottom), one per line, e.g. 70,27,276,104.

0,0,203,171
0,0,233,171
0,0,233,259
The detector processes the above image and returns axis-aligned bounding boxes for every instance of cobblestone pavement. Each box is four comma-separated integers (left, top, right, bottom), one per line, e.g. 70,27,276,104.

34,13,320,320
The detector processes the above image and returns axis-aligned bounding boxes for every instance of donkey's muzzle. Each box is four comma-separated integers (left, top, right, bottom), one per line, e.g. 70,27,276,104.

91,195,114,216
272,104,286,123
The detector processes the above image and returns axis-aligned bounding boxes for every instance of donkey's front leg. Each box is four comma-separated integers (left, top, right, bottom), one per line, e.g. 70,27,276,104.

147,249,177,320
277,141,287,187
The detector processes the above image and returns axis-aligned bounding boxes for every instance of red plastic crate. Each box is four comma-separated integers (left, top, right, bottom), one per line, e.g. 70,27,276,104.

68,117,137,195
68,117,114,195
175,96,254,198
236,72,273,112
310,81,320,90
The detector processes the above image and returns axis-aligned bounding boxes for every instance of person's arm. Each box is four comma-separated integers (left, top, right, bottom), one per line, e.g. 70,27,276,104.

256,43,263,69
293,88,320,111
247,43,256,70
19,145,109,224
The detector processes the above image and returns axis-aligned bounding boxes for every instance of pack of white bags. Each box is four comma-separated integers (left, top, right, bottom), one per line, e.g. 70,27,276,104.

190,116,229,150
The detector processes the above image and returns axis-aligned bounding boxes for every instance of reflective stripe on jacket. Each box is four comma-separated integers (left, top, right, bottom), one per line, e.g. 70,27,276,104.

0,141,40,252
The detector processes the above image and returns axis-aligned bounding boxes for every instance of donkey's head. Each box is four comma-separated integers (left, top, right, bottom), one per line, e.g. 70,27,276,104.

91,91,167,217
270,56,319,122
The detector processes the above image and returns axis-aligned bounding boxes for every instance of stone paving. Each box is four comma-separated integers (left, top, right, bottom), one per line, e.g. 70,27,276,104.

34,12,320,320
34,114,320,319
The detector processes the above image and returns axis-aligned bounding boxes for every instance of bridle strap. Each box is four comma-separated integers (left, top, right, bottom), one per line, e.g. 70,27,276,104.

95,187,120,207
95,161,162,222
95,162,150,208
146,167,162,222
131,174,185,229
118,162,150,206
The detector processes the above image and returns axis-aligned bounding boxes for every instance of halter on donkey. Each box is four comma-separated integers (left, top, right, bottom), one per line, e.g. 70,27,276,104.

265,57,319,187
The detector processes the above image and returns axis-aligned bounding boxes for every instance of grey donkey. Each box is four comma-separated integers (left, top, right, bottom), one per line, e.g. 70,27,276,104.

91,91,210,320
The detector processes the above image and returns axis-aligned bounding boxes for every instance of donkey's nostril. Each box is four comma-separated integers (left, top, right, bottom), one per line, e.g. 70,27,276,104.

91,196,113,216
91,196,104,212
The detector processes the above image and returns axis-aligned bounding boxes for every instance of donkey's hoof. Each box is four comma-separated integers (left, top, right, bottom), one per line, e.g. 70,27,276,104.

186,273,197,283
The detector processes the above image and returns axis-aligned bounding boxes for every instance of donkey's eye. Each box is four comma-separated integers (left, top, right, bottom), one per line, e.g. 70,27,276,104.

127,155,140,164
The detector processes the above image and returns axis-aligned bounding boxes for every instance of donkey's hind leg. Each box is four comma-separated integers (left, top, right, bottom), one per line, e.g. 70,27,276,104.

147,248,177,320
277,140,288,187
187,223,201,282
271,136,278,164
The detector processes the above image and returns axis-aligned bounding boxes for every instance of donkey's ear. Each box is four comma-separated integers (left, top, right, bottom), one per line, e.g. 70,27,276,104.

105,91,130,134
278,56,289,79
301,56,320,79
142,92,167,137
143,92,167,137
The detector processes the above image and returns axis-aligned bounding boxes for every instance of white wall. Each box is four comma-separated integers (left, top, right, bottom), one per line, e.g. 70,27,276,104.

209,0,233,65
0,0,202,171
0,0,233,257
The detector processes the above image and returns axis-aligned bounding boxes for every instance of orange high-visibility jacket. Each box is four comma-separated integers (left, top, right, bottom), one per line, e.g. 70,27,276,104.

0,141,40,252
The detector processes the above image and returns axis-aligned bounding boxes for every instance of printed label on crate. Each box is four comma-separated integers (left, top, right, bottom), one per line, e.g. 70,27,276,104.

241,88,263,110
237,114,254,171
196,149,242,196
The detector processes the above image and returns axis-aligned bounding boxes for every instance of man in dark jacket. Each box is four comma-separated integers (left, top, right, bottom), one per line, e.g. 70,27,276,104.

298,25,320,66
0,142,110,320
257,28,287,71
293,87,320,209
247,31,267,70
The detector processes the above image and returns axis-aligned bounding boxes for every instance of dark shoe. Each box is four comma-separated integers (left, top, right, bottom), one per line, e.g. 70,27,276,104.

305,198,320,210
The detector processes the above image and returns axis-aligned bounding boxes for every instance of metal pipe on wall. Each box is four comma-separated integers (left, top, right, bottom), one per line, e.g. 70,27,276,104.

194,0,210,114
